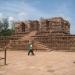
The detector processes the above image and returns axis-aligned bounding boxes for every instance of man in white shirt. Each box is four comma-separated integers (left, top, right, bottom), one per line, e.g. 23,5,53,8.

28,41,34,56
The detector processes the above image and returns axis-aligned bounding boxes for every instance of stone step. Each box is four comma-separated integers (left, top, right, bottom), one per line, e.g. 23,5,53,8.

33,41,51,51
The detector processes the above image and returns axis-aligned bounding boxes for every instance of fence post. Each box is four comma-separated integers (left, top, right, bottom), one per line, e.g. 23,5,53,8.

4,36,7,65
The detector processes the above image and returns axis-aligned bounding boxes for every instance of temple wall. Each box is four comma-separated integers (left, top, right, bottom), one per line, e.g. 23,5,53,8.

3,17,73,51
15,17,70,35
34,35,75,50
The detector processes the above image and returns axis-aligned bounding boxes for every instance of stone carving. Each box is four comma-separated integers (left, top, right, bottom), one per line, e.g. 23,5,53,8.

15,17,70,35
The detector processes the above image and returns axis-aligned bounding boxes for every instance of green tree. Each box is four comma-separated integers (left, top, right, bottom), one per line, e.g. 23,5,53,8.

0,21,3,32
0,18,13,36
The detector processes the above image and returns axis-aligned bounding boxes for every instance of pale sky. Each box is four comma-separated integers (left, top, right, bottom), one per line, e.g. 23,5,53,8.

0,0,75,34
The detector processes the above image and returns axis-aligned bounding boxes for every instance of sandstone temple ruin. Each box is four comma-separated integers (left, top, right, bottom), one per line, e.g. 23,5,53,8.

0,17,75,51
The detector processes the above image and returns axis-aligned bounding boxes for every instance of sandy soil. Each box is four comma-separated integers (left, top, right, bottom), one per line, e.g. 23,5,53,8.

0,51,75,75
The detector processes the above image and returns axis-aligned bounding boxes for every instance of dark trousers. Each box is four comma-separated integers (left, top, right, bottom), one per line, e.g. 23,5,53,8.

28,50,34,55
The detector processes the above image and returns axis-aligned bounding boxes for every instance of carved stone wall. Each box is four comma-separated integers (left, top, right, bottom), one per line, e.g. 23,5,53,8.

15,22,29,33
13,17,72,50
15,17,70,35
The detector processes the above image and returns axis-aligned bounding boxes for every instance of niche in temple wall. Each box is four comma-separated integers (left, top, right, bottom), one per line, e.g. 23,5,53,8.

21,22,29,32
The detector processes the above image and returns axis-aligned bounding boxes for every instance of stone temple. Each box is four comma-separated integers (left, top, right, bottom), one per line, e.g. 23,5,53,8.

0,17,75,51
15,17,70,34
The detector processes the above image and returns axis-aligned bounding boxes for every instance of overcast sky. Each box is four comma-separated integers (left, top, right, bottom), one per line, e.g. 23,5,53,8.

0,0,75,34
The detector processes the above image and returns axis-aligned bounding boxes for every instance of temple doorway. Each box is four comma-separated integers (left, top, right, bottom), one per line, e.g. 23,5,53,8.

21,22,26,32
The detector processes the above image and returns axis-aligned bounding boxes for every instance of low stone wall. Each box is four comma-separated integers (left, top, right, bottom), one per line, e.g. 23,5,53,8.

34,35,75,51
0,36,10,48
9,40,29,50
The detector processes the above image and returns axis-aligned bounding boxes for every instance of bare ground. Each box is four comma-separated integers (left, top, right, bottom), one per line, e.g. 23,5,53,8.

0,51,75,75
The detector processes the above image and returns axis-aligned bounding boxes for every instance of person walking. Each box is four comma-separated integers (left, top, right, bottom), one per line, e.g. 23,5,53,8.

28,41,34,56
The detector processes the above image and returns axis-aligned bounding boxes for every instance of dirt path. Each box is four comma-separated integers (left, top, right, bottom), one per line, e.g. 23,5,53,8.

0,51,75,75
20,31,37,41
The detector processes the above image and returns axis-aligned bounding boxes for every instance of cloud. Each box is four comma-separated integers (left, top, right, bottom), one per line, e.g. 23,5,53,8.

17,3,46,20
18,12,28,20
19,12,28,16
0,13,4,20
8,16,16,29
0,13,3,17
8,16,14,21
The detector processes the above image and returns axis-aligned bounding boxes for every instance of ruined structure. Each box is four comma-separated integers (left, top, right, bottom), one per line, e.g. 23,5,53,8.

0,17,75,51
15,17,70,34
12,17,75,51
15,20,40,33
